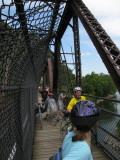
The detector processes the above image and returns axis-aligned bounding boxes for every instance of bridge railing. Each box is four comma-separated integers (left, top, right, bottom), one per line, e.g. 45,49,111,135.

83,94,120,160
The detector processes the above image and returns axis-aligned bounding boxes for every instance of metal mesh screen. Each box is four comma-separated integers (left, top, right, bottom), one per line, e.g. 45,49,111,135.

98,108,120,160
0,1,65,160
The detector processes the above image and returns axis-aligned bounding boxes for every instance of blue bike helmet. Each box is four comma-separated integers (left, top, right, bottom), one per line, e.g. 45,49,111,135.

71,100,100,128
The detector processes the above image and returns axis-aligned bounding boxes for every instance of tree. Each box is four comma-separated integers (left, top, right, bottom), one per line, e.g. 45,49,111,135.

82,72,116,96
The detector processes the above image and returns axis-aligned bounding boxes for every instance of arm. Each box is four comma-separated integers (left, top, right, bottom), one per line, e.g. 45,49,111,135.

60,93,66,99
67,109,71,113
67,98,74,113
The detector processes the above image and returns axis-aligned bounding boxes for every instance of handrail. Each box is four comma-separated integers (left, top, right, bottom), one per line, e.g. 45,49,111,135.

83,94,120,103
99,108,120,117
82,94,120,160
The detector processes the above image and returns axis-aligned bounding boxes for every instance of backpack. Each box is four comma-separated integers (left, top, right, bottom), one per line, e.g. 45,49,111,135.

71,100,99,117
49,148,62,160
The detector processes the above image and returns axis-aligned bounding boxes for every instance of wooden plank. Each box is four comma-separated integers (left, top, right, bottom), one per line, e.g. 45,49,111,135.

32,120,109,160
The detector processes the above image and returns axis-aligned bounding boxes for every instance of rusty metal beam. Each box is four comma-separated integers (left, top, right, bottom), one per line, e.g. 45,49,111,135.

14,0,32,56
61,53,75,55
55,2,73,40
46,0,61,39
53,39,61,91
48,58,53,91
70,0,120,92
73,15,82,87
61,63,75,65
14,0,39,82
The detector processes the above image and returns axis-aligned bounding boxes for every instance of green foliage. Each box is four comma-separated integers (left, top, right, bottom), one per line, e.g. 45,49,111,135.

98,101,117,112
82,72,116,96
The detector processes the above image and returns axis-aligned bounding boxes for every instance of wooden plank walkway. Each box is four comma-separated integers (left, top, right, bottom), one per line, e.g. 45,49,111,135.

32,120,109,160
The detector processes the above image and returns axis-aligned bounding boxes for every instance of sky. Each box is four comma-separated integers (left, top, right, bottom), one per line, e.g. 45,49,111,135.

1,0,119,77
61,0,120,76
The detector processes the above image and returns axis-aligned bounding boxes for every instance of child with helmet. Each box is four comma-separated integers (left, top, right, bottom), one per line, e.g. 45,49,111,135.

62,100,100,160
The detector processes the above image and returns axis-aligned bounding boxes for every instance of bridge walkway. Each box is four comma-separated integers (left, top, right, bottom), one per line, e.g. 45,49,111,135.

32,120,109,160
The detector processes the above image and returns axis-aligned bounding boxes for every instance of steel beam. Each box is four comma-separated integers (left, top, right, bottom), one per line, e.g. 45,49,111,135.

73,15,81,87
53,39,61,91
14,0,40,83
14,0,32,58
70,0,120,92
48,58,53,91
55,2,73,40
47,0,61,38
61,53,75,55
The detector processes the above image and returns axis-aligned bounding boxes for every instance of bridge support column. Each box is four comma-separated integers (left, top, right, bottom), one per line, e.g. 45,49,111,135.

73,15,82,87
48,58,53,91
53,39,61,92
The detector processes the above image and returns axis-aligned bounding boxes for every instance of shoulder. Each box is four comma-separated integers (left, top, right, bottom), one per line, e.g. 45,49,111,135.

81,96,86,100
70,97,76,102
63,141,92,160
64,131,75,139
51,98,56,101
62,132,75,145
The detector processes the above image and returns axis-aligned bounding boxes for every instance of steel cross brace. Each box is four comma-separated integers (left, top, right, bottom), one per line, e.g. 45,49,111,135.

14,0,38,81
69,0,120,92
14,0,32,56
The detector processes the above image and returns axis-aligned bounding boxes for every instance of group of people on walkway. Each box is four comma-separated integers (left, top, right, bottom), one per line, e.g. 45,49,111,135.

37,89,68,120
37,86,100,160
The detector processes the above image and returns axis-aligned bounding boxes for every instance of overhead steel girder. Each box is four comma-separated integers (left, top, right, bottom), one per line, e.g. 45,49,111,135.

14,0,32,56
45,0,61,39
55,2,73,40
14,0,38,81
69,0,120,92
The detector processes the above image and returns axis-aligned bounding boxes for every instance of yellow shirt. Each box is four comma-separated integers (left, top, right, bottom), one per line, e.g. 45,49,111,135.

67,96,86,110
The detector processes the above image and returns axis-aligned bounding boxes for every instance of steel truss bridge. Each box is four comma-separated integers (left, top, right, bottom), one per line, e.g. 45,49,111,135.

0,0,120,160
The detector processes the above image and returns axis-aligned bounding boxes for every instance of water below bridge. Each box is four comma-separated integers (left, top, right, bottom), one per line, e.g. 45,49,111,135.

99,92,120,114
97,92,120,160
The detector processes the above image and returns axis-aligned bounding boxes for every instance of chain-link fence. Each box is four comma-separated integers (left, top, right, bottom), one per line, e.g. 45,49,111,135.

98,108,120,160
0,1,65,160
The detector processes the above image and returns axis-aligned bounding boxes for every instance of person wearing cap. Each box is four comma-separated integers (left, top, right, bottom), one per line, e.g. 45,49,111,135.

44,92,58,120
62,100,100,160
67,87,86,113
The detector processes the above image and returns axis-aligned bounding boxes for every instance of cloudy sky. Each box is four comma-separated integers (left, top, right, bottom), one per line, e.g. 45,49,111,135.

61,0,120,76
